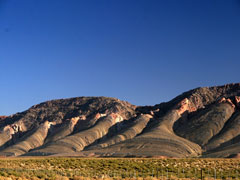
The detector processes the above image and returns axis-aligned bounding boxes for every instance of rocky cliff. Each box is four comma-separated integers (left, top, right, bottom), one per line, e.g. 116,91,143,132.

0,83,240,158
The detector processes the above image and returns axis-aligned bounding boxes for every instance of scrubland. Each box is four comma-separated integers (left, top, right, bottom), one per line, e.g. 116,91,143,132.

0,157,239,179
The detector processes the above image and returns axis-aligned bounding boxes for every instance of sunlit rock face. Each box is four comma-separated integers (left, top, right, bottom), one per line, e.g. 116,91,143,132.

1,83,240,158
235,96,240,107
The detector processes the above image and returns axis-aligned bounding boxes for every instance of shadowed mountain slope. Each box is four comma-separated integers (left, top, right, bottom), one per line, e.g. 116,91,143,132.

1,83,240,158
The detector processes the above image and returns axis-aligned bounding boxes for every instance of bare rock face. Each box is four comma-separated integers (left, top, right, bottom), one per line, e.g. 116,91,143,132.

87,114,153,149
0,116,7,120
0,121,51,156
1,83,240,158
235,96,240,108
176,98,196,115
176,102,235,147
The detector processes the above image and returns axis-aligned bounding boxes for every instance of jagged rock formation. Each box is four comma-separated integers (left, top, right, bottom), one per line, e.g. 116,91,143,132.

0,83,240,158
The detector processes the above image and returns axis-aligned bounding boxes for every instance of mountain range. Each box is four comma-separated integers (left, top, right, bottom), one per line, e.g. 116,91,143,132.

1,83,240,158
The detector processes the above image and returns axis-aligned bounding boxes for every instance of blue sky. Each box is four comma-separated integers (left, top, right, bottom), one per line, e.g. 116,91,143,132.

0,0,240,115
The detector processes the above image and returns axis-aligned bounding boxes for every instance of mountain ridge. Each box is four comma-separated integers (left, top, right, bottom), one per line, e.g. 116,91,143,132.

1,83,240,158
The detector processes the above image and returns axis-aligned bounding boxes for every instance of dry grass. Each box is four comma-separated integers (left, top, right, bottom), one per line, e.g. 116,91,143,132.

0,157,239,179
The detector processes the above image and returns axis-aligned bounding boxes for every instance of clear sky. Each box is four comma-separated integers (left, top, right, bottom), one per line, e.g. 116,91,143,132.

0,0,240,115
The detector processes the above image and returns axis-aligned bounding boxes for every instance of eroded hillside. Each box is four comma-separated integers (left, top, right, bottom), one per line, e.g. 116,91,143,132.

1,83,240,158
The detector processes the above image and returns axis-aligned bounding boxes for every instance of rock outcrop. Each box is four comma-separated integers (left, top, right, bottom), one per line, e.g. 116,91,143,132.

0,116,7,120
